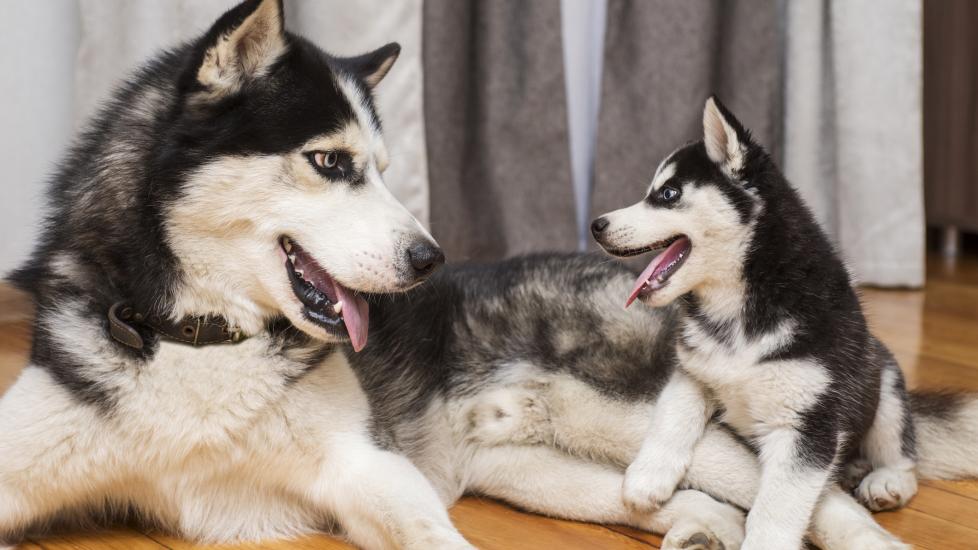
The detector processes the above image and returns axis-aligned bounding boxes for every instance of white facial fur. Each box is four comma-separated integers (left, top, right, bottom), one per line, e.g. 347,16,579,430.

598,169,755,308
165,79,434,341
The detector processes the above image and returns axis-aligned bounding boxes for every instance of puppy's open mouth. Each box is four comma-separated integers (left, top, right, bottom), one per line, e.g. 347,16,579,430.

617,235,692,307
280,237,370,351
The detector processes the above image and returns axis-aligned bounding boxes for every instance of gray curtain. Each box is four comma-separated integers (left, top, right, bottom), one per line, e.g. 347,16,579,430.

423,0,578,262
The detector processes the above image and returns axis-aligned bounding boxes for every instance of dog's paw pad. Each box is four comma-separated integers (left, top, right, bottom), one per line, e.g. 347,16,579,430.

856,467,917,511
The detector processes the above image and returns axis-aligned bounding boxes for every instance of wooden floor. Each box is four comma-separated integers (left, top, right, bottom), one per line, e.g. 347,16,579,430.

3,255,978,549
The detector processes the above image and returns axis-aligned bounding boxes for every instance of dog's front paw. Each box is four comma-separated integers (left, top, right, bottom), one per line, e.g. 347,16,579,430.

855,467,917,511
622,460,683,512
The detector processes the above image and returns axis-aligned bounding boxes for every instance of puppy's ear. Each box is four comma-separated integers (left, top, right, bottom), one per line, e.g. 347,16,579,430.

703,95,749,175
341,43,401,89
195,0,287,94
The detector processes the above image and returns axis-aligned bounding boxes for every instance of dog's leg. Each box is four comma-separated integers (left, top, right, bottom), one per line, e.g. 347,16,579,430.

856,360,918,511
467,444,745,550
310,436,472,550
0,367,106,546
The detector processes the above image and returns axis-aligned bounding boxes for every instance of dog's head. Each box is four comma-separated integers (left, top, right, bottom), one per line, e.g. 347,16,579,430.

163,0,441,350
592,96,767,308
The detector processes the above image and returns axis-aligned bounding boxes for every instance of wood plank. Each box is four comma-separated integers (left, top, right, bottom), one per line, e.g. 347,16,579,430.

922,478,978,502
147,531,354,550
876,507,978,550
449,497,655,549
32,529,167,550
906,483,978,530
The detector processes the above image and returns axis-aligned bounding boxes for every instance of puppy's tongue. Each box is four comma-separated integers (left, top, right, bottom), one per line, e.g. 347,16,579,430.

625,236,690,308
333,282,369,352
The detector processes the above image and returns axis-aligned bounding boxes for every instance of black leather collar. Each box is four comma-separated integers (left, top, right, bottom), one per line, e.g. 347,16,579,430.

108,301,247,350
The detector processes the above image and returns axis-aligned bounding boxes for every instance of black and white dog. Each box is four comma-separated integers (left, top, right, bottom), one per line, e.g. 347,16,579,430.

589,96,978,549
0,1,748,548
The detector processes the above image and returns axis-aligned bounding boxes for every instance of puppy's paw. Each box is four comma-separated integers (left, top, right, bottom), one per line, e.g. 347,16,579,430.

465,383,551,446
856,467,917,511
622,460,683,513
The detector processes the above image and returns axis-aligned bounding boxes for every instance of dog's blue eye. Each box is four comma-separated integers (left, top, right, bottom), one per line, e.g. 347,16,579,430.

660,186,681,202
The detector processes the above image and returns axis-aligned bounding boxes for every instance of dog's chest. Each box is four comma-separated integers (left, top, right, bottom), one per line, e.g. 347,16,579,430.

112,338,322,446
678,319,829,437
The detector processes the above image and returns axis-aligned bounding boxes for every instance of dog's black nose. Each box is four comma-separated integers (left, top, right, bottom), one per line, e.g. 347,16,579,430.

407,241,445,279
591,217,610,237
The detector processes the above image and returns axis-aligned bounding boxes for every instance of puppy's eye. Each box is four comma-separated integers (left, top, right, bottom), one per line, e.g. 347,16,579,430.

660,186,681,202
314,151,338,169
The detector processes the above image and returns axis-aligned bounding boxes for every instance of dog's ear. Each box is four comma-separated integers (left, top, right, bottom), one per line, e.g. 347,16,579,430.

703,95,749,175
195,0,287,94
341,43,401,89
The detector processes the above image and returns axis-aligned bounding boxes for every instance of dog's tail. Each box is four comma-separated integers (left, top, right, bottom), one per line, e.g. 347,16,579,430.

912,390,978,479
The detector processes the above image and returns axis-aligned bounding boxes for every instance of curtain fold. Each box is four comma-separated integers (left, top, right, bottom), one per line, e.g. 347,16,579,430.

783,0,924,287
423,0,577,262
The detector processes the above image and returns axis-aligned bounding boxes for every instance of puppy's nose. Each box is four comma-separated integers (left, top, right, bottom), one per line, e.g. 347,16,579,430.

591,217,610,237
407,241,445,279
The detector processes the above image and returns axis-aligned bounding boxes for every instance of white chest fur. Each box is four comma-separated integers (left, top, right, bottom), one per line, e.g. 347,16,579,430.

678,318,829,438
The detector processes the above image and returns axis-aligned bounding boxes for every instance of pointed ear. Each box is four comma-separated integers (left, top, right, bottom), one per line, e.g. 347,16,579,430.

196,0,287,93
343,43,401,89
703,95,748,174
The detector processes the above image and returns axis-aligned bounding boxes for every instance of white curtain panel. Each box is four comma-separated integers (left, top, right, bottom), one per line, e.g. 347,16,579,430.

75,0,430,228
783,0,924,287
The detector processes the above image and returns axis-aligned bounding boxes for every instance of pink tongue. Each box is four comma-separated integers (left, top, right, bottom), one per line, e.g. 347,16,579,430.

625,237,689,308
332,282,370,352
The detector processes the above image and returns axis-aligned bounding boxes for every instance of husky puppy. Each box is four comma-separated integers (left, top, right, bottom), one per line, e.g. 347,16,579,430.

588,96,971,549
0,1,747,548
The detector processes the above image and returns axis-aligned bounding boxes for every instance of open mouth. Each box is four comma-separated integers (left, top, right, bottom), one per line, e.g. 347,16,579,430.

280,237,370,351
619,235,692,307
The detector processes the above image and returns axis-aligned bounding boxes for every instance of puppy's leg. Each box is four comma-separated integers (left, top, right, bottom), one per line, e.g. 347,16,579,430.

856,361,918,511
310,436,472,550
622,370,712,512
741,428,833,550
467,444,745,550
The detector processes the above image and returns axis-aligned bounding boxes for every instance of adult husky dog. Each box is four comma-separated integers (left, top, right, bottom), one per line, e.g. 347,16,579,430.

582,97,978,548
0,1,749,548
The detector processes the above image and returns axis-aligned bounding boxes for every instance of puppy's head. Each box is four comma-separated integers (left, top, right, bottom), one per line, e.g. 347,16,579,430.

592,96,764,308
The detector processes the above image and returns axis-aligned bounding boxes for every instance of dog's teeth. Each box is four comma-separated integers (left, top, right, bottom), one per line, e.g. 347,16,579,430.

332,302,343,315
288,254,296,263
